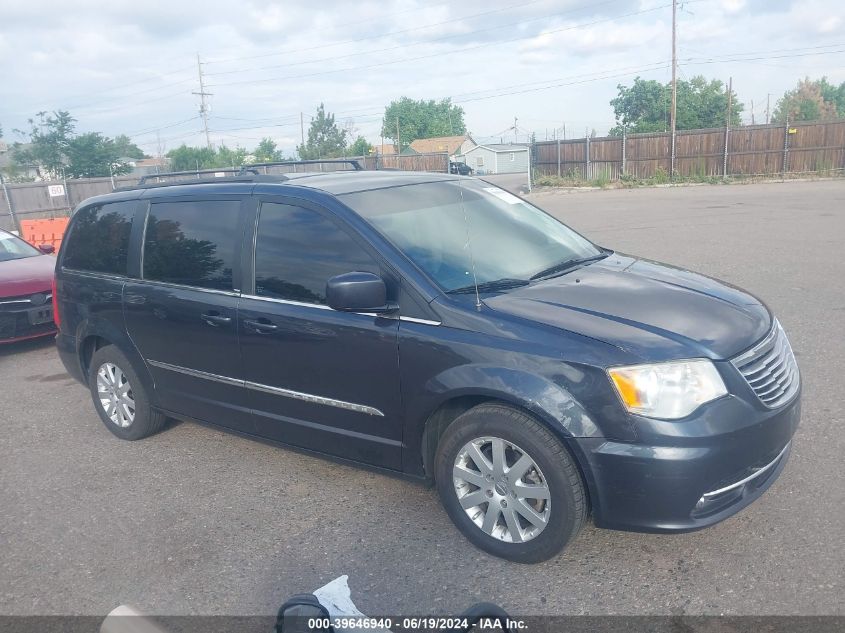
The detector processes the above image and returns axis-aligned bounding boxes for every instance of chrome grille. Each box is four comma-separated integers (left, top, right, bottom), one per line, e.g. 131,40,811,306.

731,320,799,408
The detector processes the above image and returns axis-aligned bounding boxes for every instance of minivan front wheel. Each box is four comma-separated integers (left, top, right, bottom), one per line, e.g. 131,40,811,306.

88,345,165,440
435,404,586,563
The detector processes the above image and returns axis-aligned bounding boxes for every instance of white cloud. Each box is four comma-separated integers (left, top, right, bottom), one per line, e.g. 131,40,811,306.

721,0,747,14
818,15,842,33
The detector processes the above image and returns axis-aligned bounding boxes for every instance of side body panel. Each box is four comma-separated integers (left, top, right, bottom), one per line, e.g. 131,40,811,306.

238,193,403,469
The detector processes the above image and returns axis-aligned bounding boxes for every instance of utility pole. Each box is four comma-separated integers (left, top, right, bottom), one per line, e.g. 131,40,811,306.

514,116,518,143
396,117,401,153
766,93,771,125
751,99,755,125
193,53,213,150
723,77,732,177
670,0,677,177
300,112,305,147
726,77,733,127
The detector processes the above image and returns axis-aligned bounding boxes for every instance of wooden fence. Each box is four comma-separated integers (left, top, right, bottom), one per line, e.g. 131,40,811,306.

533,118,845,180
0,153,449,232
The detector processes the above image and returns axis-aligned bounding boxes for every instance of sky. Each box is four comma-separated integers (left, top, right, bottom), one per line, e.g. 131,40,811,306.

1,0,843,157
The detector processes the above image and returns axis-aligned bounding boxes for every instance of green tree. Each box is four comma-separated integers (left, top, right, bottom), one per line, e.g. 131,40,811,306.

215,144,248,169
381,97,466,150
609,76,742,135
773,77,845,122
112,134,146,159
166,144,249,171
297,104,348,160
252,137,283,162
347,135,373,156
166,145,218,171
819,77,845,116
64,132,130,178
12,110,76,177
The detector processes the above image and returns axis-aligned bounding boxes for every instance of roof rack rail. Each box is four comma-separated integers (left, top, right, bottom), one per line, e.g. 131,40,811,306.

137,168,262,185
239,159,363,174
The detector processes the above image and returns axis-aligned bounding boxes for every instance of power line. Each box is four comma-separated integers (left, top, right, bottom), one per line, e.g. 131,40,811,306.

123,116,201,138
204,0,553,67
15,65,197,112
204,0,624,78
205,4,674,89
133,129,206,147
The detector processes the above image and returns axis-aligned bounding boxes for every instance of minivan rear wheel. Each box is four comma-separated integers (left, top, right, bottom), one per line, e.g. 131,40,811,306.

434,403,586,563
88,346,165,440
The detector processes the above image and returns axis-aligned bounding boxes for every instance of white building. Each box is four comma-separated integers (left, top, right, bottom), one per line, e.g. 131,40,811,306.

459,143,529,175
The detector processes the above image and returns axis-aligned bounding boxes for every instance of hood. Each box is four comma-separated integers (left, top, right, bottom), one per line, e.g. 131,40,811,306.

0,255,56,298
483,254,771,361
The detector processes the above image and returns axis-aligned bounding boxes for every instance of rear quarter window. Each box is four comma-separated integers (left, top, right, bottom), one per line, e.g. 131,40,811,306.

62,201,136,275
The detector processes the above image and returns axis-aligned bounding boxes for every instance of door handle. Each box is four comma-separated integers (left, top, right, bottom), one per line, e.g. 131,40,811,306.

243,318,278,333
201,313,232,327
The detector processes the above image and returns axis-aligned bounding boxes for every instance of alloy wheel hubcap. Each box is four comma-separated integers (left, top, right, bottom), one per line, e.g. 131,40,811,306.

453,436,551,543
96,363,135,428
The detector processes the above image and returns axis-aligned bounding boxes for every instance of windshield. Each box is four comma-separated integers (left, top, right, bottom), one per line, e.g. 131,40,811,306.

0,231,42,262
341,180,603,292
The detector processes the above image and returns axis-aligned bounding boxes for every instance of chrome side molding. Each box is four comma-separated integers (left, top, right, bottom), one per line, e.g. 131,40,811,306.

146,359,384,417
146,360,241,387
244,381,384,417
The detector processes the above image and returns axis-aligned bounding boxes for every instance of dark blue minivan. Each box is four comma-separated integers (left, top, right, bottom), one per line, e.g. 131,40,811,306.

54,168,800,562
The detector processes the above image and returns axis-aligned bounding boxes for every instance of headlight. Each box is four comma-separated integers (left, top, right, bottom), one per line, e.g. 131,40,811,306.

607,359,727,419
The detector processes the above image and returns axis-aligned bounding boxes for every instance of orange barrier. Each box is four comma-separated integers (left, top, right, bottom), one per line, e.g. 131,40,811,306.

20,217,70,252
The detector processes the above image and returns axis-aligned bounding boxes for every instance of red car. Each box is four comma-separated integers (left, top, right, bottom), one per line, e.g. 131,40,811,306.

0,228,57,343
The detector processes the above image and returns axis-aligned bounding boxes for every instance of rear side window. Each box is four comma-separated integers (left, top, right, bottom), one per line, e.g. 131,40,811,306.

254,203,377,304
143,200,240,291
63,201,135,275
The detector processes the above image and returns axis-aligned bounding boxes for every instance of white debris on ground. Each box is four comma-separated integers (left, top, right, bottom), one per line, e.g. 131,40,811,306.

313,575,393,633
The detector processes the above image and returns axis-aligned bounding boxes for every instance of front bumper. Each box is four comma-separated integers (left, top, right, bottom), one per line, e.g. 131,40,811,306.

0,302,56,344
573,387,801,532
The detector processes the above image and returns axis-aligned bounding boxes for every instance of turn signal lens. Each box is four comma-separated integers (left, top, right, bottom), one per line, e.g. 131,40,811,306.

608,359,727,419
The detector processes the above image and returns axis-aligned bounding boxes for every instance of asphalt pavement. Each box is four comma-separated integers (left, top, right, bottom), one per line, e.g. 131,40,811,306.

1,179,843,616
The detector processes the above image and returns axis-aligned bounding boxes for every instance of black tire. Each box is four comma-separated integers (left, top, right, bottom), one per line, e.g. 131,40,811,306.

87,345,166,441
435,403,587,563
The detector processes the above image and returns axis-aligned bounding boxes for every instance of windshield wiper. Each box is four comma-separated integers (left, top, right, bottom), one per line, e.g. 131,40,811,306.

529,251,610,281
447,277,530,295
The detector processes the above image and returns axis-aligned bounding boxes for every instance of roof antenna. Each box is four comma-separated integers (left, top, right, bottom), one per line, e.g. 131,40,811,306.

457,180,482,310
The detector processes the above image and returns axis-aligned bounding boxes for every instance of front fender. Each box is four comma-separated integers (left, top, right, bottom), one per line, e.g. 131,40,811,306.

402,361,609,479
427,364,602,438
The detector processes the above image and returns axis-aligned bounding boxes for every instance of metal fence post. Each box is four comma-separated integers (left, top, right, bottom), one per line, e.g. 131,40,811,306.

782,114,790,174
585,135,591,180
0,174,20,233
622,127,627,176
671,127,676,178
527,144,532,193
556,138,561,178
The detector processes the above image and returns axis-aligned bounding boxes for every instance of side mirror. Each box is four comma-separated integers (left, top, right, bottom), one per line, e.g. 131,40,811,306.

38,244,56,254
326,272,390,313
